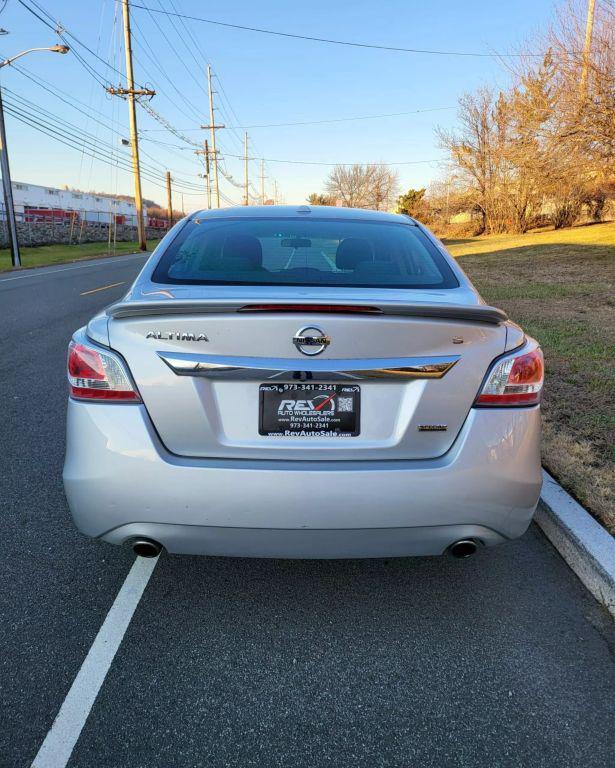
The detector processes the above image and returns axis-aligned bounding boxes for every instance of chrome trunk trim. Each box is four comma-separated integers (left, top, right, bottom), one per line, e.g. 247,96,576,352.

157,352,460,381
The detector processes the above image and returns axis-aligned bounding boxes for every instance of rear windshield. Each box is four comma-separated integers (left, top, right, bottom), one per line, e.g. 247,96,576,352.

152,217,459,289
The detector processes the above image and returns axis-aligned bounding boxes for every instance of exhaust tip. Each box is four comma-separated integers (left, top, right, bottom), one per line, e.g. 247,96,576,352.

447,539,478,559
132,538,162,558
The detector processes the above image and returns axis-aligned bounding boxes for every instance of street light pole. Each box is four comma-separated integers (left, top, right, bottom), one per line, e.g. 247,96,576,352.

0,44,69,267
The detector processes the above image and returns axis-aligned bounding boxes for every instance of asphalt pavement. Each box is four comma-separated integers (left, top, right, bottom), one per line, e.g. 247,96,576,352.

1,254,614,768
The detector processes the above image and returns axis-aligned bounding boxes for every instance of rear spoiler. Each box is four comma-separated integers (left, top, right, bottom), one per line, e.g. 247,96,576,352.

107,299,507,325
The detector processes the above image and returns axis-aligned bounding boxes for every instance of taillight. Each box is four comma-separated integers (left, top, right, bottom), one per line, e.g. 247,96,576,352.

67,340,141,402
475,346,544,407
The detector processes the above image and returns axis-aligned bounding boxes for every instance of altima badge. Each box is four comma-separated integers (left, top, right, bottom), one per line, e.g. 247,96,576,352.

293,326,331,356
146,331,209,341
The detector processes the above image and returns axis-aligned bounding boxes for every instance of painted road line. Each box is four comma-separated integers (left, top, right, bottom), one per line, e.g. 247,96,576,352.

30,555,159,768
80,281,126,296
0,253,147,283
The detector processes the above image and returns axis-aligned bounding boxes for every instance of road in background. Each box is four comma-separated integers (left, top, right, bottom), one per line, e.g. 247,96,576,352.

0,254,147,766
1,255,614,768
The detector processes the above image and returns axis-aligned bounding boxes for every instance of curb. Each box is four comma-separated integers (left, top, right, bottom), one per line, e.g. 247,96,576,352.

535,469,615,617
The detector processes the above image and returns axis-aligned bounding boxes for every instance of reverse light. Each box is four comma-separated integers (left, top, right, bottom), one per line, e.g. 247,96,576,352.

67,340,141,402
475,346,544,407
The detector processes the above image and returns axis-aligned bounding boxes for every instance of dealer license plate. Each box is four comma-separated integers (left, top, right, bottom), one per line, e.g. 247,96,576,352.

259,383,360,437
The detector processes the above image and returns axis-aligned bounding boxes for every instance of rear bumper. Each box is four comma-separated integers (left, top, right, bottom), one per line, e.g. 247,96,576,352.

63,402,542,557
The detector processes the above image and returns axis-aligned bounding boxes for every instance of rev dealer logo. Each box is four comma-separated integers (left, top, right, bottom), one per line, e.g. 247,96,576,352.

278,393,336,414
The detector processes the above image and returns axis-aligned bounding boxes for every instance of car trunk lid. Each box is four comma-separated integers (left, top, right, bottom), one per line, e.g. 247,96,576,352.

106,293,507,461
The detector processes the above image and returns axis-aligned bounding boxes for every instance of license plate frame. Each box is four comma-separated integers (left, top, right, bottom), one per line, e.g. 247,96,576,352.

259,383,361,437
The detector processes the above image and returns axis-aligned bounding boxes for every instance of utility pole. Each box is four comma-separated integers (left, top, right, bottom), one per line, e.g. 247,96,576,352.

243,132,249,206
200,66,224,208
205,140,211,209
579,0,596,100
0,88,19,266
260,159,266,205
107,0,155,250
195,140,212,208
165,170,172,229
180,191,185,217
273,180,278,205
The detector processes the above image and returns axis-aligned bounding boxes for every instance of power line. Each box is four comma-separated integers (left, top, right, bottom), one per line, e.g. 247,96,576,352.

225,106,457,129
167,0,210,70
132,138,447,167
10,61,110,120
4,101,152,182
156,0,207,93
17,0,142,86
7,59,110,130
139,105,457,133
149,3,258,185
159,0,258,191
5,85,198,184
153,1,248,153
8,10,212,191
3,73,124,143
130,15,205,125
130,3,551,58
19,0,272,200
138,132,203,169
219,153,447,167
210,70,279,197
143,0,207,98
138,100,199,148
4,5,212,206
77,0,108,193
6,59,201,184
3,89,205,191
4,101,205,197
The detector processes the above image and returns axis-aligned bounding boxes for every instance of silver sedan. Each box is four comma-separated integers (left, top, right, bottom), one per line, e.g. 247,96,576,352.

63,206,543,559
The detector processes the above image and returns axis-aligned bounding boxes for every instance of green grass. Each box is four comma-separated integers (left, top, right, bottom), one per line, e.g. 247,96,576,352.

448,220,615,533
445,220,615,257
0,239,161,271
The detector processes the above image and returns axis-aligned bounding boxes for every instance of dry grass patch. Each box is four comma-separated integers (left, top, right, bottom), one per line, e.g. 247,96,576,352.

542,422,614,533
447,221,615,534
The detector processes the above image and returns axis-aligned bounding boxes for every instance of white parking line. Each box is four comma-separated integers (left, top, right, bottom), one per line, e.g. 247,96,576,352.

0,254,147,283
30,555,159,768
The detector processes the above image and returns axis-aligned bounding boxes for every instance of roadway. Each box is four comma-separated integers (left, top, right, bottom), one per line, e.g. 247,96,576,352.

0,254,614,768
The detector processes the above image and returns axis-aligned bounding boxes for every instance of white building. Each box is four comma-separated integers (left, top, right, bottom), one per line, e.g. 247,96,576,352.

7,181,140,225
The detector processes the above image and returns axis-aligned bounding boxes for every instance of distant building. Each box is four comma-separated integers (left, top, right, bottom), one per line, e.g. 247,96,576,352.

6,181,141,225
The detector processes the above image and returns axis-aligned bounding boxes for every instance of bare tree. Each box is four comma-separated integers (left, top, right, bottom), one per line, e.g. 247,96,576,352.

437,89,502,234
325,164,399,210
369,165,400,211
307,193,335,206
437,0,614,233
547,0,615,224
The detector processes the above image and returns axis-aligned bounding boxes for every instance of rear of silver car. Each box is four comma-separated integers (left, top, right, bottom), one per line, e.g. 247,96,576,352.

63,207,543,558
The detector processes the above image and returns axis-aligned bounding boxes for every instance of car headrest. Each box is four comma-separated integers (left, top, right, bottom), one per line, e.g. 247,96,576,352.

336,238,374,270
222,234,263,268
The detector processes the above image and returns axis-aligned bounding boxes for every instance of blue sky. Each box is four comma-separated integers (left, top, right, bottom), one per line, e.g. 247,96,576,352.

0,0,559,210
